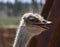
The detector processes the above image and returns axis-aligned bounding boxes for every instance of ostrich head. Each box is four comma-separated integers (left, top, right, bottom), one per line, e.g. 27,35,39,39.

23,13,52,25
13,13,52,47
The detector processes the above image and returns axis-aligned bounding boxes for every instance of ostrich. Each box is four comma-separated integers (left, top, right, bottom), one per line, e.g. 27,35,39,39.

13,13,52,47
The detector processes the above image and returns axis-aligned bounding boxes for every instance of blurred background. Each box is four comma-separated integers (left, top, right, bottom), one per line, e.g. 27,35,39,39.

0,0,46,47
0,0,46,27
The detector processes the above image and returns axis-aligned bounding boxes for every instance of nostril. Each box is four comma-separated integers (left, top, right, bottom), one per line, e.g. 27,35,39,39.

42,21,46,23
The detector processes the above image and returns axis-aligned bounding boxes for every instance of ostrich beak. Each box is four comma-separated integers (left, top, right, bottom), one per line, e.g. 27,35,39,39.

42,20,52,24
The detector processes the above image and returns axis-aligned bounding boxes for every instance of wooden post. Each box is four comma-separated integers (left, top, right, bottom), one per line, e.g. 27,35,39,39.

41,0,54,19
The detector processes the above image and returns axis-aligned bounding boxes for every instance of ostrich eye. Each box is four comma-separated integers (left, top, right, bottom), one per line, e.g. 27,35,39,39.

29,17,35,21
28,16,40,22
28,16,35,21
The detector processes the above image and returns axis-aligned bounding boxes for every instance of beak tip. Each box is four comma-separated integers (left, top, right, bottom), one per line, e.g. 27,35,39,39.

46,21,52,24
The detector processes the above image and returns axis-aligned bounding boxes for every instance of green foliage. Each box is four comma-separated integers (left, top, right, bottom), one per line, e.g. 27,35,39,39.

0,16,20,27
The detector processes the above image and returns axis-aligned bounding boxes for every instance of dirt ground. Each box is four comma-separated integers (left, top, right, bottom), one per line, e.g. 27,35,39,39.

0,27,17,47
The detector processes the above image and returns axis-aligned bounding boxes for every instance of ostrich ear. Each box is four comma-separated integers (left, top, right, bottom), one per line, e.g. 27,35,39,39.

23,17,26,20
23,17,28,23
